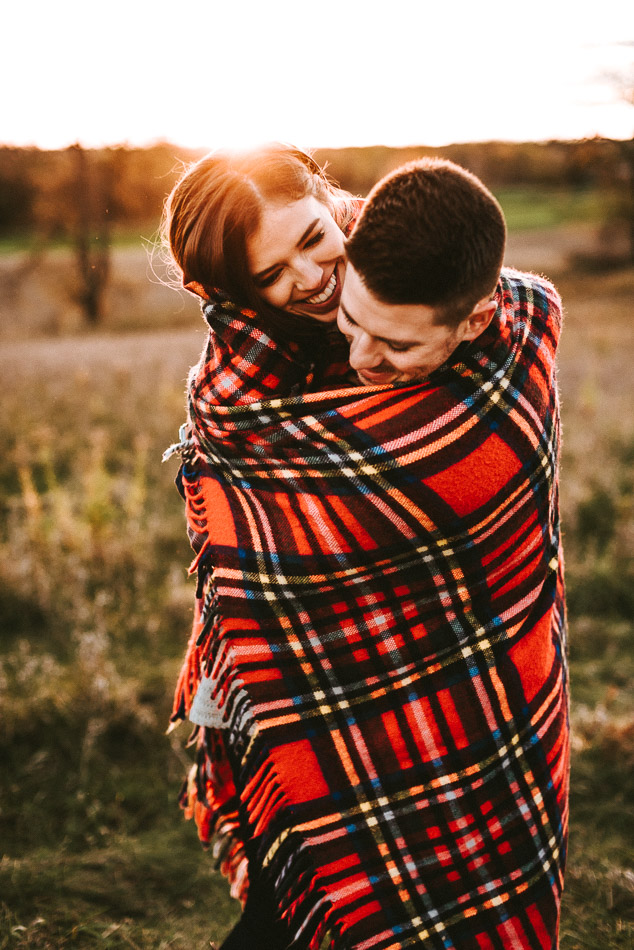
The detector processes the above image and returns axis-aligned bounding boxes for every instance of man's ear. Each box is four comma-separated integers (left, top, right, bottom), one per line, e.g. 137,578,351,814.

461,298,497,341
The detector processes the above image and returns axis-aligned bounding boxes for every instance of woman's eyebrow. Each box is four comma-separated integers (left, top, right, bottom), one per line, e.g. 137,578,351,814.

254,218,321,280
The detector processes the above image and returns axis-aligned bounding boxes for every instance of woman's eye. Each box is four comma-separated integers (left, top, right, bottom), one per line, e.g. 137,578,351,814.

257,270,282,288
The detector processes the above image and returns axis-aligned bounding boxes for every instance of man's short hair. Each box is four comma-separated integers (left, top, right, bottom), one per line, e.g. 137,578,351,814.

345,158,506,325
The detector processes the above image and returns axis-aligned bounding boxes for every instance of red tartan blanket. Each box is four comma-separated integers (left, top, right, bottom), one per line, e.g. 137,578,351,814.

169,268,569,949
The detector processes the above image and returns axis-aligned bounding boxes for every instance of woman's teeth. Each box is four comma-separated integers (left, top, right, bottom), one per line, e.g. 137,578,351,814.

305,271,337,305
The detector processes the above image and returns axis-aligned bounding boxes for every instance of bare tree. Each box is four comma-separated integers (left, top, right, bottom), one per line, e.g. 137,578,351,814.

69,144,112,325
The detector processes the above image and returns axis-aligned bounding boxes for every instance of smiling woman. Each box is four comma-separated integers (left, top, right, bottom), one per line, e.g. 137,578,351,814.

162,143,359,345
161,144,363,950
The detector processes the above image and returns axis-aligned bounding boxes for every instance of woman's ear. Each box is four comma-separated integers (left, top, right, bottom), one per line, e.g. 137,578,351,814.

184,280,209,299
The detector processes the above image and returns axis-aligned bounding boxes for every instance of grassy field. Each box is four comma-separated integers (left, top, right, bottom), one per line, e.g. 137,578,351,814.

0,251,633,947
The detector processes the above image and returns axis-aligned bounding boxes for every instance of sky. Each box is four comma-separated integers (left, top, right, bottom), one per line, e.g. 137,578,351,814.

3,0,633,151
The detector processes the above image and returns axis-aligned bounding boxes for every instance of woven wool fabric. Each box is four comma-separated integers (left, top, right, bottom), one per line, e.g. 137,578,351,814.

170,268,570,950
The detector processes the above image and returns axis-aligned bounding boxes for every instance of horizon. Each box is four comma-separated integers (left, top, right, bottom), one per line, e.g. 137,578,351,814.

1,132,632,155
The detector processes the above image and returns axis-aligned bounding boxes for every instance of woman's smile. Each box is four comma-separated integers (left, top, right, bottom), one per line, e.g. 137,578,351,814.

292,262,344,318
304,269,338,305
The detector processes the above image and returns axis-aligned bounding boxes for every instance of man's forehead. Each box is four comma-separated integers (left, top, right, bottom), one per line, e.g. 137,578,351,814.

341,265,435,339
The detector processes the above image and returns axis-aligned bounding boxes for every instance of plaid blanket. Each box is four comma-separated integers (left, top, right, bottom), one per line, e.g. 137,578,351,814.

170,268,569,949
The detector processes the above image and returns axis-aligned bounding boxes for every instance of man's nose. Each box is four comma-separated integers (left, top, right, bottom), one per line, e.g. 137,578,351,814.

349,331,383,369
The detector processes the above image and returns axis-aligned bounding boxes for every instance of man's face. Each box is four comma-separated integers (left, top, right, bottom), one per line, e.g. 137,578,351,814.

337,264,472,386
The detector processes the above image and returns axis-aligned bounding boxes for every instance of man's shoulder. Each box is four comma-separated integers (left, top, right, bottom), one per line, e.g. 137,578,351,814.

497,267,563,354
499,267,562,310
499,267,562,328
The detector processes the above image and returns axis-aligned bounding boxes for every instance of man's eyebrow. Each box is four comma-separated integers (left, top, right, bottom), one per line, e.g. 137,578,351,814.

341,302,417,348
254,218,320,280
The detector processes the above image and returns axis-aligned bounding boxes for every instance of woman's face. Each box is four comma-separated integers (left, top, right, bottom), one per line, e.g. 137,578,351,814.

247,195,345,322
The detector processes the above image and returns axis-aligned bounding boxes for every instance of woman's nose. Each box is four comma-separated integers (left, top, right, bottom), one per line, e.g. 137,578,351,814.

293,257,323,292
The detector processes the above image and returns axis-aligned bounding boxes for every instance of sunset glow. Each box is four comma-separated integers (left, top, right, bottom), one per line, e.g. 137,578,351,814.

4,0,633,150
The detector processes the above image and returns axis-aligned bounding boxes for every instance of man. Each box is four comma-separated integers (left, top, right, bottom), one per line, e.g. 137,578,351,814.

329,158,569,946
174,158,569,950
339,158,506,387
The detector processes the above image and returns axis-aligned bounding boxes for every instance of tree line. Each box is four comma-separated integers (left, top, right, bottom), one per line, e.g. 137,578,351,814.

0,137,631,239
0,137,631,325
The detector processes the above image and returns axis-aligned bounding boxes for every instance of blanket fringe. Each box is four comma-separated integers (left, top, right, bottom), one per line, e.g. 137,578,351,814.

173,448,351,946
170,589,220,724
169,609,204,723
178,726,250,904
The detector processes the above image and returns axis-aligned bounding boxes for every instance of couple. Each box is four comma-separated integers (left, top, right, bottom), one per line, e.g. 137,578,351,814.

163,145,569,950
